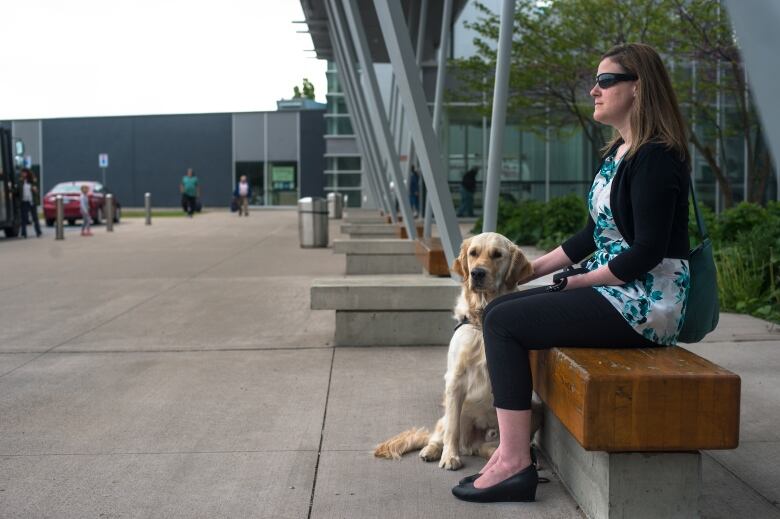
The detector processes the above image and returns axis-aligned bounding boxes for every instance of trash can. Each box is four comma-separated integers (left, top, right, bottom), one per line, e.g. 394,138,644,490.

327,192,343,219
298,197,329,248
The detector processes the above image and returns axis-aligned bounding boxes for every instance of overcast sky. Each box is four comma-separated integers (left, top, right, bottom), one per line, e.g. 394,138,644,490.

1,0,327,120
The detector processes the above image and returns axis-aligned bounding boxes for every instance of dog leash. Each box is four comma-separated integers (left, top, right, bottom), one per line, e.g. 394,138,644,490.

453,266,590,332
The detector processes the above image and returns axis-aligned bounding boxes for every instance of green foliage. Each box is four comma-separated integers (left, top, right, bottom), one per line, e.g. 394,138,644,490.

449,0,775,206
507,200,546,245
293,78,315,100
472,194,585,246
542,193,588,236
688,200,718,247
717,202,768,243
712,204,780,323
536,231,571,253
471,196,545,245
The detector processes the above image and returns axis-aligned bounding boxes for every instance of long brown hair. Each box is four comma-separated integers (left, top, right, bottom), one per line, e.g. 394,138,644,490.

600,43,690,169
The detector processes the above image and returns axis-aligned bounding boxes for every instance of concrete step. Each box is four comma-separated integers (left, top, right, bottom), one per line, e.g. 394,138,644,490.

339,223,398,239
333,239,421,275
311,275,459,311
311,275,460,346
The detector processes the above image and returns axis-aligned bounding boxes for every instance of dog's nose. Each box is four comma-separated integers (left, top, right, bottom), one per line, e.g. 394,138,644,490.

470,268,487,281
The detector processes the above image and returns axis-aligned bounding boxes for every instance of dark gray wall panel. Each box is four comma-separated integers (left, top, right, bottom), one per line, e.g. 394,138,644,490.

299,110,326,198
42,117,135,203
133,114,232,207
42,114,232,207
234,113,265,162
266,112,298,162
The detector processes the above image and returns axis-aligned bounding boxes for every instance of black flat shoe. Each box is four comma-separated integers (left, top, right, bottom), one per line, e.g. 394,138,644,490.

452,464,538,503
458,446,538,486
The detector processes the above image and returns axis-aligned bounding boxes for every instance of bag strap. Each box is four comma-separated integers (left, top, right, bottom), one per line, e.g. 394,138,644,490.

690,180,709,241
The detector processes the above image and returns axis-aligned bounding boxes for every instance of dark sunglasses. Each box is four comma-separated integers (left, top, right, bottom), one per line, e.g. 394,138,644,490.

595,72,638,89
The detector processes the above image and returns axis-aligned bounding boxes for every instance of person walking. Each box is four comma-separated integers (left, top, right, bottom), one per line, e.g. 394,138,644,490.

17,168,42,238
79,184,93,236
457,167,478,217
452,43,692,503
180,168,199,217
233,175,252,217
409,165,421,218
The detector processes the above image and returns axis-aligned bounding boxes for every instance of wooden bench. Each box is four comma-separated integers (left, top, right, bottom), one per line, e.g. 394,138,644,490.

395,222,424,240
414,237,450,276
529,346,740,518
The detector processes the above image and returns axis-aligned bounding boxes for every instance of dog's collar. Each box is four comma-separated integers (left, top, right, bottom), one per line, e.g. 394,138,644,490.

454,317,470,332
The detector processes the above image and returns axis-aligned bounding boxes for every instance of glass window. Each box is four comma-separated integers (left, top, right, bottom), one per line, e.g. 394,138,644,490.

327,116,354,135
327,156,361,171
337,173,362,188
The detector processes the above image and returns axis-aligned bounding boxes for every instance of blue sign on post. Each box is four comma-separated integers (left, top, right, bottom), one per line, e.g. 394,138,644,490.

99,153,109,168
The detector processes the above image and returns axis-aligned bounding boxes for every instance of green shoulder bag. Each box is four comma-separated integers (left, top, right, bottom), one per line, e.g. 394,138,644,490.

677,183,720,343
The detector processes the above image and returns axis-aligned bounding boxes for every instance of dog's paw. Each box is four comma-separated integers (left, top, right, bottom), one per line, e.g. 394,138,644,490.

419,444,442,462
439,450,463,470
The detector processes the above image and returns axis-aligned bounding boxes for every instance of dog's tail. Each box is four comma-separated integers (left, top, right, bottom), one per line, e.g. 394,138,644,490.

373,427,430,459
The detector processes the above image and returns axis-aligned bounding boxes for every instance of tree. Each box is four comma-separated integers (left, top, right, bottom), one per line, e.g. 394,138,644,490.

293,78,316,100
450,0,774,207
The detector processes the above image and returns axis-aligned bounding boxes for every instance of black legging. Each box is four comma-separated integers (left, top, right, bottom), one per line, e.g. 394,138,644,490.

482,287,659,411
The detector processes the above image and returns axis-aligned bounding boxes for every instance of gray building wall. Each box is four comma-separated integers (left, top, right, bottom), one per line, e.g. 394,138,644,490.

42,114,231,207
5,109,324,208
299,110,326,198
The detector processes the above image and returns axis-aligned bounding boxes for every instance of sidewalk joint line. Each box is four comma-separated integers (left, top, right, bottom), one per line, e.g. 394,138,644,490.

307,346,336,519
703,451,780,510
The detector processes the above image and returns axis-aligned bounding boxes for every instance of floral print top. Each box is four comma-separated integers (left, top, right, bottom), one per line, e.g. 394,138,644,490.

585,152,690,345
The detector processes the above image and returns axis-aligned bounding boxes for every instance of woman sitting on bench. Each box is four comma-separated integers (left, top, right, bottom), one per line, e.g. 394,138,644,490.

452,43,691,503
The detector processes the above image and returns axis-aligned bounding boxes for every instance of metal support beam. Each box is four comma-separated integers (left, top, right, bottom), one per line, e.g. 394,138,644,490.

328,20,391,215
724,0,780,201
424,0,453,238
405,0,429,213
482,0,515,232
328,0,400,223
339,0,417,238
372,0,462,268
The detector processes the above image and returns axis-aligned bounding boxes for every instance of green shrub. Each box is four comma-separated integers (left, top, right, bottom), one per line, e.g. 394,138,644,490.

536,231,570,253
472,198,546,245
717,201,768,243
506,200,545,244
688,201,718,247
716,246,771,313
542,193,587,236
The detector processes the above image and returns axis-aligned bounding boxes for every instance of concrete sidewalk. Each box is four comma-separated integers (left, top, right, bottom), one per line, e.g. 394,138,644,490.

0,210,778,518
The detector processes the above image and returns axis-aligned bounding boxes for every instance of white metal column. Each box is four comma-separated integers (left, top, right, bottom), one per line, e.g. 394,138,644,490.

423,0,454,238
724,0,780,201
340,0,417,238
331,33,388,214
482,0,516,232
372,0,462,268
328,3,394,216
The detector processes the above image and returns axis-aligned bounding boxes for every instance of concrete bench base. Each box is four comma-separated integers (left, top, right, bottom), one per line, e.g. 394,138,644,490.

339,223,398,239
333,239,421,275
335,311,454,346
539,405,701,519
311,275,460,346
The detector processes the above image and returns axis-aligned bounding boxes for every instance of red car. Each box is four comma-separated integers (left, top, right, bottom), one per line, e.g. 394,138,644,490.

43,181,121,227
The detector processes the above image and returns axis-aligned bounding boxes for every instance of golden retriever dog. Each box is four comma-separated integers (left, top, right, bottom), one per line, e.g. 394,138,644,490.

374,232,539,470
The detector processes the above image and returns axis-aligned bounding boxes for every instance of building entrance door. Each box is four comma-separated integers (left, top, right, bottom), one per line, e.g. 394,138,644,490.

235,161,264,205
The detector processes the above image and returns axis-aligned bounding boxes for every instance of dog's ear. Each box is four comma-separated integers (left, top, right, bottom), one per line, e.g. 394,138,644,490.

506,245,534,287
451,237,471,280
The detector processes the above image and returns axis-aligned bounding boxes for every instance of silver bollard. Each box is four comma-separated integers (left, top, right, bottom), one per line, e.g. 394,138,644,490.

105,194,114,232
144,192,151,225
55,195,64,240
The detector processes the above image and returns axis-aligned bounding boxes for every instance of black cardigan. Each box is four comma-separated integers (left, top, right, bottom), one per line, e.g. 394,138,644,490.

561,141,690,283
